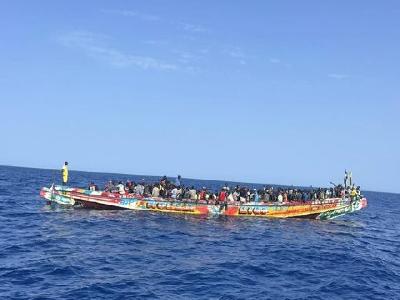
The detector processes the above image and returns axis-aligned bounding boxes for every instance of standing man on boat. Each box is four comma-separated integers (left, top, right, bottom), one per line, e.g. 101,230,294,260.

61,161,69,186
175,175,182,187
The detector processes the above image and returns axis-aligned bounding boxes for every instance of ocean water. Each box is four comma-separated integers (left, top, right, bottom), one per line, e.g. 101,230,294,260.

0,166,399,300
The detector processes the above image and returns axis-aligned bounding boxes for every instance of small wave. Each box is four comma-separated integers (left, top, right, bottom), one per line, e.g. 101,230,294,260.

0,166,400,299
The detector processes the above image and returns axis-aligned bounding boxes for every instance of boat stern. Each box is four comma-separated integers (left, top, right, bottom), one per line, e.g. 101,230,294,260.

40,186,53,201
39,185,75,206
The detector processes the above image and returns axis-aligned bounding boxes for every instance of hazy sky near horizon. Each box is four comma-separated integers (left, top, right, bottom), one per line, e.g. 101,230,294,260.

1,1,399,193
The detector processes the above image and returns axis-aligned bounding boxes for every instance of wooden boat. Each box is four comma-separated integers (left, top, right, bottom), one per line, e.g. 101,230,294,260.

40,185,367,220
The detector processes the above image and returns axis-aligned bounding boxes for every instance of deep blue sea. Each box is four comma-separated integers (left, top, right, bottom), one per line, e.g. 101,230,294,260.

0,165,399,300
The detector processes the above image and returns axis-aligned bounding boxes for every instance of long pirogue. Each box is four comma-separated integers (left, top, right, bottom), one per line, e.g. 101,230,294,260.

40,185,367,220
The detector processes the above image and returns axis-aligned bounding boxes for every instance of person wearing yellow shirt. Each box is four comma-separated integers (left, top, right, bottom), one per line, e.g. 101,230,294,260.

350,186,357,201
61,161,69,185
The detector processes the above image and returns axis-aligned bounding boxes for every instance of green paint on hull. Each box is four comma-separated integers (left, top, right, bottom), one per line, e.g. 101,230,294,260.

317,198,365,220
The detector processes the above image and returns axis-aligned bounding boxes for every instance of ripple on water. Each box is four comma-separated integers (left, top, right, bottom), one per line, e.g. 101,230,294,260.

0,166,399,299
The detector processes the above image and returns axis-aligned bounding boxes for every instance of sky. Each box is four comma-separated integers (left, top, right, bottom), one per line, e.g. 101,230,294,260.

0,1,399,193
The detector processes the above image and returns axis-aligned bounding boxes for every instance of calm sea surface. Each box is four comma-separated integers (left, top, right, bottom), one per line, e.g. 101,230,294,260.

0,165,399,299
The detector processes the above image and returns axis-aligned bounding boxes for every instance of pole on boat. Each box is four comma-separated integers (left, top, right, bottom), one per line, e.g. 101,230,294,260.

51,168,56,187
349,171,353,187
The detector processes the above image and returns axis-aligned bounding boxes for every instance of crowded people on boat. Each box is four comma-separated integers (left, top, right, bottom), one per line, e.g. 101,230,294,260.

88,172,361,205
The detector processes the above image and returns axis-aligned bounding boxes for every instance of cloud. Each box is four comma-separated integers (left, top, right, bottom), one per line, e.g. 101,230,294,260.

102,9,160,21
198,48,210,55
224,47,247,65
269,58,292,68
173,50,195,64
102,9,208,34
176,22,208,33
227,48,244,58
269,58,281,64
328,73,349,80
143,39,168,46
58,31,177,71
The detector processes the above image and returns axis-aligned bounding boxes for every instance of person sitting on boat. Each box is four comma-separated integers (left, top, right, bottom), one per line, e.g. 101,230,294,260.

189,186,197,200
300,191,306,202
277,192,283,204
283,191,288,202
160,175,169,187
232,189,240,202
182,187,190,200
125,180,134,193
253,189,260,202
239,187,247,203
227,191,234,203
204,191,210,202
143,184,152,196
198,188,207,201
246,189,251,202
170,186,179,199
325,188,331,199
218,188,227,203
264,190,271,203
117,181,125,195
104,180,113,192
159,184,166,198
209,191,217,201
319,189,325,200
150,184,159,197
177,187,184,200
135,182,144,196
89,182,97,191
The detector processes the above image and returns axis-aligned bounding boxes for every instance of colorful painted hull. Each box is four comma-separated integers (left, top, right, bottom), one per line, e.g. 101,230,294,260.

40,186,368,220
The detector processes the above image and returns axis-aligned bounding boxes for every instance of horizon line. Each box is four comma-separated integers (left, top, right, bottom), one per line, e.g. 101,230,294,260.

0,163,398,195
